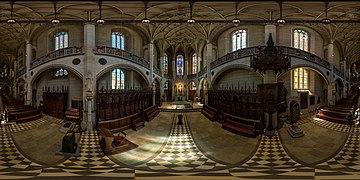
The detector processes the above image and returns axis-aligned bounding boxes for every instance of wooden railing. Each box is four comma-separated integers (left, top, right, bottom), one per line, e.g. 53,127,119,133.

94,46,150,69
30,46,84,69
210,46,331,70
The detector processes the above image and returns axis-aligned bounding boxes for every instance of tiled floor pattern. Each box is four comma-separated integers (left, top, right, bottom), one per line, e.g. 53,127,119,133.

1,113,360,179
7,118,49,133
143,114,226,172
312,117,351,132
0,126,43,179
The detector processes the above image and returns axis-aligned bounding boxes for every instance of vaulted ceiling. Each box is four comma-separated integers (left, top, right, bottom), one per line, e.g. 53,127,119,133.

0,1,360,65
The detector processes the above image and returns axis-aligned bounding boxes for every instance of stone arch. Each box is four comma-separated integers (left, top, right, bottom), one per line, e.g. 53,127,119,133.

30,63,83,85
95,63,149,87
211,64,264,88
278,64,330,86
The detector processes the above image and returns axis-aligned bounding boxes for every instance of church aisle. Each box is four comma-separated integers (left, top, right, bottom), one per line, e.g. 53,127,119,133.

144,113,227,172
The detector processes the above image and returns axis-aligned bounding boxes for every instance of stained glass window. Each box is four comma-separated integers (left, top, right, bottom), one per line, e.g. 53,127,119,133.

111,32,125,50
55,32,68,50
176,55,184,76
232,29,247,52
293,29,309,51
293,68,308,90
55,68,68,77
111,69,125,89
163,53,168,74
190,81,196,90
192,53,198,74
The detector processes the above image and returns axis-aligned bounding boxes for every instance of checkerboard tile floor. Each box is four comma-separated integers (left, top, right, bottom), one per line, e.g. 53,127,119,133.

7,118,49,133
0,126,43,179
144,114,226,172
312,117,351,132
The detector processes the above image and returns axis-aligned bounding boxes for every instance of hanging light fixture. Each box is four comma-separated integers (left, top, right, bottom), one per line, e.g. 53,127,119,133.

7,1,16,24
141,1,150,24
232,1,240,26
276,1,286,25
321,1,331,24
187,1,195,26
51,1,60,25
96,1,105,25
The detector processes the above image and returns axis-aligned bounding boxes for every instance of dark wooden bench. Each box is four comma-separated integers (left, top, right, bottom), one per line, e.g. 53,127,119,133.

130,113,145,131
15,109,42,122
201,105,216,121
5,105,35,121
221,112,261,137
316,109,349,124
64,108,80,122
144,105,159,121
99,112,142,132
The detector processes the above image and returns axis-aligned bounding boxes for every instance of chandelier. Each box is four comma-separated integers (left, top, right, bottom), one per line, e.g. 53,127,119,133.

250,33,290,74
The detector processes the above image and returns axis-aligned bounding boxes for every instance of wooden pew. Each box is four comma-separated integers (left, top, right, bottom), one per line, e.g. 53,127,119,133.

201,105,217,121
15,109,42,122
221,112,261,137
99,112,143,132
316,109,349,124
64,108,80,122
144,105,159,122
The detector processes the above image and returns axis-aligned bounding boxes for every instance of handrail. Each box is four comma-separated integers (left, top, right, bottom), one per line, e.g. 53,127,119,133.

164,74,173,79
153,67,161,76
16,68,26,78
94,46,150,69
198,66,207,77
333,66,344,78
187,74,196,80
30,46,84,69
210,46,331,70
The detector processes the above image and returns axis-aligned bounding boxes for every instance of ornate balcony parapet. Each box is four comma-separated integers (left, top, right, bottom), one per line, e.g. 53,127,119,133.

333,66,344,78
16,68,26,78
164,74,173,79
30,46,84,69
94,46,150,69
153,67,161,76
210,46,331,70
198,66,207,77
187,74,196,80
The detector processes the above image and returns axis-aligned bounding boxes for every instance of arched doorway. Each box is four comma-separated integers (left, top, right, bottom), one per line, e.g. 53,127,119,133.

164,80,172,101
188,81,196,100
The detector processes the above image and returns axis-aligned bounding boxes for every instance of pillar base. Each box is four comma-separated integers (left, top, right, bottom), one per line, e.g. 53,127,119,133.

265,130,277,137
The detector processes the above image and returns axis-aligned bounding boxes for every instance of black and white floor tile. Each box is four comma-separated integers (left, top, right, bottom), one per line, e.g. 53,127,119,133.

2,113,360,179
144,114,226,172
7,118,48,133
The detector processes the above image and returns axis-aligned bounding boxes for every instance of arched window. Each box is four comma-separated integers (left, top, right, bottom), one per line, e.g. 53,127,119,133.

190,81,196,90
111,69,125,89
55,32,68,50
111,32,125,50
293,29,309,51
176,55,184,75
293,68,308,89
55,68,68,77
163,53,168,74
192,53,198,74
232,29,247,51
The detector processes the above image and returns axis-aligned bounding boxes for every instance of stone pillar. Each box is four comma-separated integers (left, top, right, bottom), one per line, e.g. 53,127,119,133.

149,41,154,85
327,43,334,105
265,24,277,45
152,83,156,106
206,41,213,82
83,23,96,131
25,42,32,105
159,52,165,100
13,57,18,98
